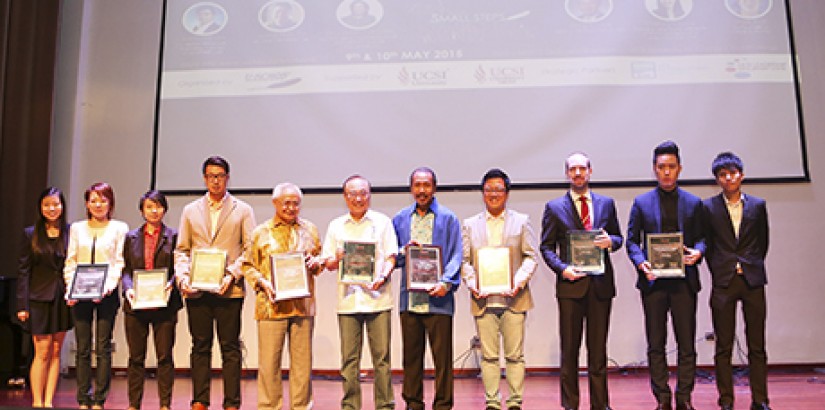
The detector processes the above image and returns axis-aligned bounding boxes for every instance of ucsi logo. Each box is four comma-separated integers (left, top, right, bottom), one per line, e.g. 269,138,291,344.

399,67,449,86
475,65,525,84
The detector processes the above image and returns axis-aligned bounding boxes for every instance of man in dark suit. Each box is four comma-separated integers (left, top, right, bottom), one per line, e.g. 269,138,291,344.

702,152,771,410
626,141,705,410
541,152,623,410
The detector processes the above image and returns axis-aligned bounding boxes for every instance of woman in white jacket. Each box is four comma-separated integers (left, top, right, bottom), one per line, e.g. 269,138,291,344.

63,182,128,409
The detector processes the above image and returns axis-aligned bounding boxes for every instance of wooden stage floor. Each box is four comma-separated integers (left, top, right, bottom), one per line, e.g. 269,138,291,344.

2,369,824,409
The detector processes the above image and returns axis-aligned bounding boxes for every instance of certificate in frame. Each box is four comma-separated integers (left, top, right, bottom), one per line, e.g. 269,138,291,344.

190,248,227,291
476,246,512,294
567,230,605,275
132,269,169,310
405,244,442,291
647,232,685,278
339,241,376,285
68,264,109,300
271,252,311,301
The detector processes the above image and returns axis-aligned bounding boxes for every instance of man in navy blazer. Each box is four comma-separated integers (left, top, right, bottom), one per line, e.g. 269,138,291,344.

702,152,771,410
626,141,705,410
541,152,623,410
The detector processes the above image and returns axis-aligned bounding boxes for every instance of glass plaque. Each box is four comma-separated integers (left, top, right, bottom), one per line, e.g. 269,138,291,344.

132,269,169,310
190,248,227,291
68,264,109,300
406,244,443,291
568,230,605,275
340,241,376,284
271,252,311,301
476,246,512,294
647,232,685,278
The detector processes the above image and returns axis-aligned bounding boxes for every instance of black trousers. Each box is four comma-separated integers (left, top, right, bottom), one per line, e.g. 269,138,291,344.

71,293,120,407
124,308,178,408
641,280,697,405
400,311,453,410
558,285,613,410
185,294,243,409
710,275,768,407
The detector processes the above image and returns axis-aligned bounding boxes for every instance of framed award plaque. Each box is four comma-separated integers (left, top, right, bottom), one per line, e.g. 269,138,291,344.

647,232,685,278
271,252,311,301
190,248,227,291
339,241,376,285
476,246,512,294
405,244,442,291
68,264,109,300
132,269,169,310
567,230,605,275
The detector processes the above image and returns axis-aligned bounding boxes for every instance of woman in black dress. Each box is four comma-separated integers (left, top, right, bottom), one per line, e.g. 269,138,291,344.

17,187,72,408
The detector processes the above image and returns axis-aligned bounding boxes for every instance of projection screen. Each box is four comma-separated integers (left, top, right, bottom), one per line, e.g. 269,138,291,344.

155,0,806,191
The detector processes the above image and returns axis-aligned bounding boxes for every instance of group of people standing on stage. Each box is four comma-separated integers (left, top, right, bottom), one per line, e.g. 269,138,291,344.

15,141,771,410
540,142,770,410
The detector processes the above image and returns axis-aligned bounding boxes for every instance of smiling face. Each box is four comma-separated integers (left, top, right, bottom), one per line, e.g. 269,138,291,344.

654,153,682,192
87,191,111,222
482,177,508,217
410,170,436,211
344,177,371,220
41,194,63,224
274,187,302,224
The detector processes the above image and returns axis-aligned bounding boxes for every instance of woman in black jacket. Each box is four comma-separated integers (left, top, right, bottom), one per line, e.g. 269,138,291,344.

16,187,72,408
121,190,181,410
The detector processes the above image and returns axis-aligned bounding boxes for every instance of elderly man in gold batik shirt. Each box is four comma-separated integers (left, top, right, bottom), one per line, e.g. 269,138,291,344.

242,182,322,410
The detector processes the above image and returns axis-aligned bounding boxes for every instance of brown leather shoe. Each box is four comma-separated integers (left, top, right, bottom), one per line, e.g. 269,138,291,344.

191,403,208,410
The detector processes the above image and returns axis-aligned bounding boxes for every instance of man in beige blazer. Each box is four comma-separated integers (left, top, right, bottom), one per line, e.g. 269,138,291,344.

174,156,256,410
461,168,538,410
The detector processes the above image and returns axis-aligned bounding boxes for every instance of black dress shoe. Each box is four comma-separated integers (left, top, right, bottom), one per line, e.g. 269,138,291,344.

720,405,733,410
656,403,673,410
751,403,772,410
676,402,695,410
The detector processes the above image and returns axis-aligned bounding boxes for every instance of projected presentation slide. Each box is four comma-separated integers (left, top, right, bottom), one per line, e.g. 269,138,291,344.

156,0,804,190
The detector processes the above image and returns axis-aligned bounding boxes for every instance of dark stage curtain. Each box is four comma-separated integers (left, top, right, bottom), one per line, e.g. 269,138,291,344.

0,0,61,380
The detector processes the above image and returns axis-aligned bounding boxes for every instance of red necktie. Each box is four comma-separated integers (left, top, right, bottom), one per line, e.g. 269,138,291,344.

579,196,592,230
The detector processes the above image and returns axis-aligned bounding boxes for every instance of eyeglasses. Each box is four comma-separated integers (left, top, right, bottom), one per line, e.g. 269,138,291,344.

204,173,228,180
483,187,507,194
345,190,370,199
